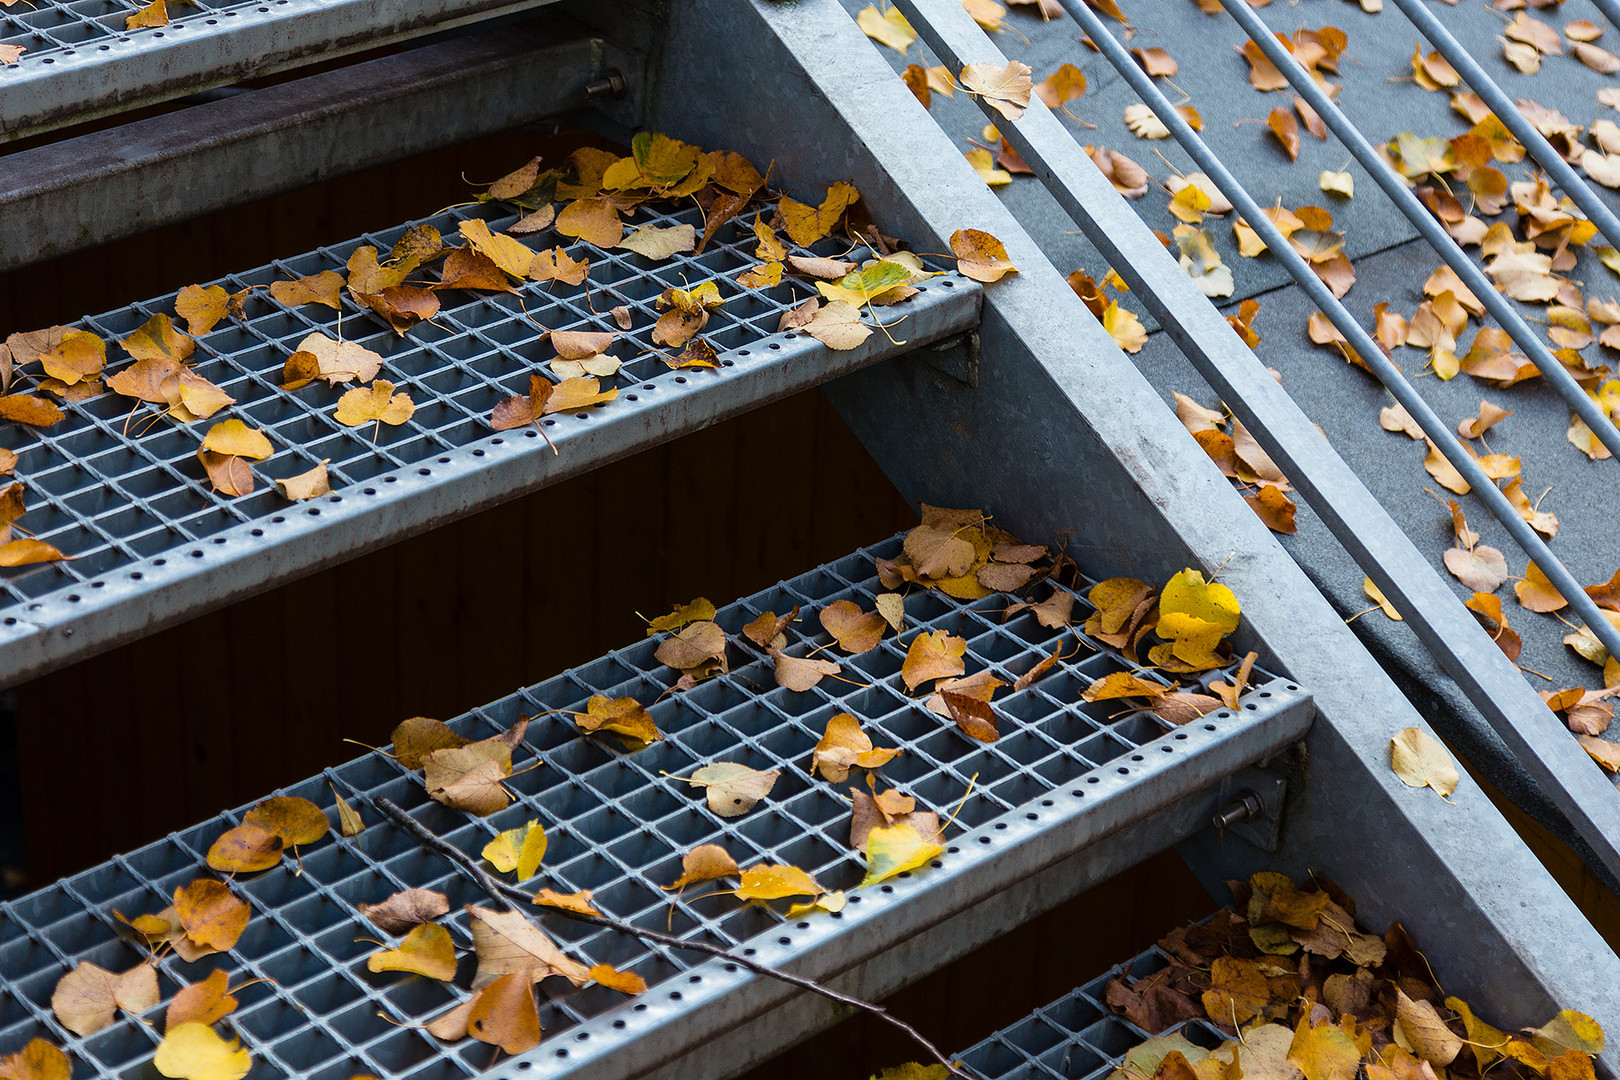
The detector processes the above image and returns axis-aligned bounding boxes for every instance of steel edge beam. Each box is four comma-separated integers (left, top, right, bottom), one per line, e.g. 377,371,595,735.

0,0,567,142
0,286,979,689
648,0,1620,1045
894,0,1620,901
0,21,634,272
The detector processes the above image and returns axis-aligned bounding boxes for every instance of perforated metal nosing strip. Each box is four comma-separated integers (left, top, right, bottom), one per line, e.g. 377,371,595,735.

0,201,981,686
952,933,1229,1080
0,534,1312,1080
0,0,565,139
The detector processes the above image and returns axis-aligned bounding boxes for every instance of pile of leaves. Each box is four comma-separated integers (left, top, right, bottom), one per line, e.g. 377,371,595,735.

1104,872,1605,1080
0,135,1019,567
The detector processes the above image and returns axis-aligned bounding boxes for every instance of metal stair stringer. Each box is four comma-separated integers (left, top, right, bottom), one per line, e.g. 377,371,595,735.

638,0,1620,1044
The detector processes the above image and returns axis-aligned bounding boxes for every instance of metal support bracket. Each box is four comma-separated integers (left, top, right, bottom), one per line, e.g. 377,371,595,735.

1212,766,1288,853
916,330,980,387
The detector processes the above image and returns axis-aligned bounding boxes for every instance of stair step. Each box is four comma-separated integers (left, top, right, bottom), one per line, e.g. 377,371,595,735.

0,531,1310,1079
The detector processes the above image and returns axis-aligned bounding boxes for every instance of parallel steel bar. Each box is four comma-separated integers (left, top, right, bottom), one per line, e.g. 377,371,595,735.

0,21,622,272
1063,0,1620,666
1591,0,1620,34
889,0,1620,881
1221,0,1620,465
0,0,564,142
1391,0,1620,250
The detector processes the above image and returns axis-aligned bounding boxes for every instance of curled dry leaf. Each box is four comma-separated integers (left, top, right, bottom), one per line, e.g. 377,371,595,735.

483,819,547,879
900,629,968,691
820,599,889,653
1268,108,1301,161
810,713,899,782
335,380,415,428
770,648,842,691
574,694,661,747
275,460,330,501
950,228,1019,282
664,843,740,889
959,60,1034,120
777,182,860,247
51,961,159,1037
367,923,457,981
359,888,451,935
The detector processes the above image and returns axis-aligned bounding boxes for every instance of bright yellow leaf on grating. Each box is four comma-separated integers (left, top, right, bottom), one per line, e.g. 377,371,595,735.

153,1023,251,1080
860,822,945,888
243,795,328,846
556,197,624,248
778,182,860,248
0,1039,70,1080
41,329,106,387
335,380,415,428
531,888,600,916
465,972,540,1054
900,629,967,692
206,824,284,874
664,843,741,890
574,694,661,747
165,970,238,1030
367,923,457,981
810,712,899,782
458,219,535,279
482,819,547,879
547,375,618,413
201,419,273,460
269,271,344,311
1151,569,1239,671
735,863,821,900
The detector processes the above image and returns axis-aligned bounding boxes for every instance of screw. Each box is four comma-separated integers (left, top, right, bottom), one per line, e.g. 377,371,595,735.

1212,790,1263,831
583,71,627,100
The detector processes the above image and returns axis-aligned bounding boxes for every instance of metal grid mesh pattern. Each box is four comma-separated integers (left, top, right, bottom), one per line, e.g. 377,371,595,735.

0,197,972,614
0,533,1302,1079
0,0,264,66
954,934,1228,1080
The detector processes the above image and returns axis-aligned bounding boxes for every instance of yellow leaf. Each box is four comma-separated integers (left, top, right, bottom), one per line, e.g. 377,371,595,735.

243,795,328,846
778,182,860,248
1035,63,1087,110
153,1023,251,1080
458,219,535,279
1390,727,1459,798
334,380,415,427
856,5,916,53
736,863,822,900
574,694,662,747
0,1039,70,1080
269,271,344,311
1516,561,1568,613
1152,568,1239,671
367,923,457,981
590,963,647,994
1531,1011,1605,1058
201,418,273,460
276,460,330,501
1102,301,1147,353
1445,996,1510,1071
950,228,1018,283
330,784,364,837
1396,988,1463,1065
965,148,1013,186
482,819,547,879
820,600,889,654
531,888,600,916
900,630,967,692
618,224,697,260
803,300,873,351
125,0,167,28
1364,578,1402,621
647,598,717,634
41,329,107,386
1287,1016,1361,1080
860,822,944,887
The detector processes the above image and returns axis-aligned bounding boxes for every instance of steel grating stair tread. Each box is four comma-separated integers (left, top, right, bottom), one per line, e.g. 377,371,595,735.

950,929,1230,1080
0,0,568,140
0,533,1312,1080
0,200,982,686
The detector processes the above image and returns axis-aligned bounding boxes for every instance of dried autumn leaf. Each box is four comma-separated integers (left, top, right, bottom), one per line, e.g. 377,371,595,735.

802,300,872,350
360,888,451,935
1320,170,1354,197
778,182,860,247
901,630,968,691
556,197,624,248
1515,560,1568,613
153,1023,251,1080
1396,988,1464,1066
39,329,105,386
205,825,283,873
269,271,344,310
1287,1016,1361,1080
941,690,1000,742
0,1041,69,1080
1268,108,1301,161
966,148,1013,187
466,972,540,1054
819,599,889,654
243,795,328,847
1151,568,1239,671
1365,578,1403,621
1246,485,1297,534
1458,399,1512,439
1390,726,1459,797
1530,1010,1606,1057
810,713,899,782
467,903,590,988
618,223,697,261
174,878,249,954
574,694,661,747
1090,147,1150,198
1444,544,1507,592
368,923,457,981
950,228,1018,283
458,218,536,279
857,5,917,53
0,395,64,427
51,960,159,1037
688,762,779,816
960,60,1033,120
335,380,415,428
590,964,647,995
275,460,330,501
663,843,740,889
1035,63,1087,110
1424,440,1470,495
126,0,167,28
771,648,843,691
290,332,383,386
352,286,440,335
165,970,237,1029
1124,103,1170,140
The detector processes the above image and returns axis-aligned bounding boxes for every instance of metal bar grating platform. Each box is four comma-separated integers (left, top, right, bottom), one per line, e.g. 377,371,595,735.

0,0,566,140
0,199,981,685
0,532,1311,1079
952,934,1229,1080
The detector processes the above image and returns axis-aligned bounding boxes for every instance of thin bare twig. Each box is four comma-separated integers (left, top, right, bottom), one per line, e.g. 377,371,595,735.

370,796,970,1080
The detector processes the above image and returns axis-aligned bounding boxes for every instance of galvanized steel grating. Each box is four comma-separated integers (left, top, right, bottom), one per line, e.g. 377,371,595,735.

952,934,1230,1080
0,200,981,684
0,533,1309,1079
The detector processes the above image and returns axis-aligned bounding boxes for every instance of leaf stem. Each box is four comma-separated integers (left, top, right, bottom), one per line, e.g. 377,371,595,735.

369,796,972,1079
